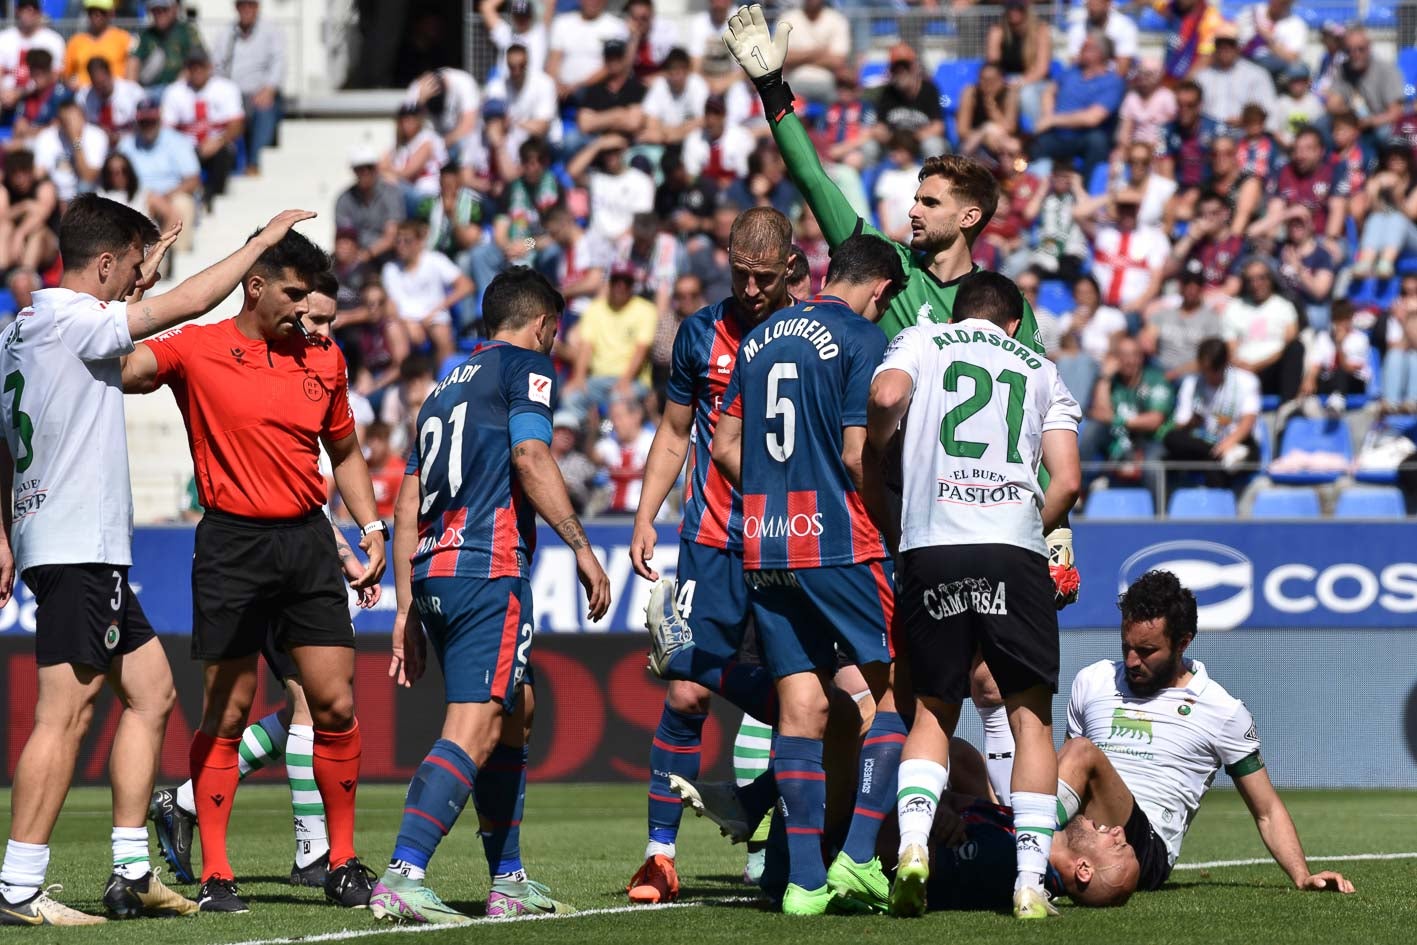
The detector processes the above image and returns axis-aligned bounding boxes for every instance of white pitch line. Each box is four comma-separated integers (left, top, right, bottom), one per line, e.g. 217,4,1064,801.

1176,851,1417,870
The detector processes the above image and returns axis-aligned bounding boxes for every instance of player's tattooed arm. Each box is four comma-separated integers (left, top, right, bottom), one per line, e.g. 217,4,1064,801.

553,515,590,551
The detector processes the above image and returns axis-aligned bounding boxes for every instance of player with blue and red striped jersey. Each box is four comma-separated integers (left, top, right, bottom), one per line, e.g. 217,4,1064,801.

371,268,611,926
625,207,795,905
712,234,907,915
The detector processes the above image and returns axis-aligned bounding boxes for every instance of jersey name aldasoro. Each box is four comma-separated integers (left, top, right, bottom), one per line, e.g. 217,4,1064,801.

723,296,887,570
1067,658,1262,866
874,318,1080,557
0,289,135,574
408,340,556,582
666,298,749,551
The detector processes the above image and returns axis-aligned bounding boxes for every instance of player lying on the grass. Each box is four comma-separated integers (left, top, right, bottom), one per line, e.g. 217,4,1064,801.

710,234,906,915
0,197,313,926
147,272,382,888
1058,570,1355,896
370,267,611,926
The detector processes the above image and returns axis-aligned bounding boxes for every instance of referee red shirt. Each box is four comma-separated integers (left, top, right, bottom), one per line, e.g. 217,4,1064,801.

147,319,356,519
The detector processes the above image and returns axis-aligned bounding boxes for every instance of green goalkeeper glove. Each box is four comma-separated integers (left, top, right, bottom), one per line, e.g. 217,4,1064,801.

723,4,796,120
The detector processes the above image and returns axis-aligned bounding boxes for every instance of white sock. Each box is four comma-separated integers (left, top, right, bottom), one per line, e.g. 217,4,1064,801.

896,758,948,853
391,858,426,882
238,712,288,779
175,780,196,817
1011,791,1056,892
645,840,676,860
0,839,49,903
977,704,1015,807
111,826,151,880
1056,779,1081,827
286,724,329,868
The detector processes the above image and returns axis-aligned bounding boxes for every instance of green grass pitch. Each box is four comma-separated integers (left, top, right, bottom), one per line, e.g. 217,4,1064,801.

4,784,1416,944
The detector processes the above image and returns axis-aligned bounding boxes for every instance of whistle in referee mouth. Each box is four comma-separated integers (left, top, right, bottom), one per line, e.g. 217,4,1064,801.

294,318,331,348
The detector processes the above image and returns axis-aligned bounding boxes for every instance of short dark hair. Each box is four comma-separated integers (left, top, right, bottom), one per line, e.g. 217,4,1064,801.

787,243,810,285
482,265,564,336
951,271,1024,328
1117,570,1198,648
400,354,436,382
24,48,51,72
919,154,1000,237
311,268,340,298
824,234,906,295
4,150,33,177
519,135,550,165
663,46,689,69
86,55,112,79
245,225,329,284
59,193,160,271
1197,335,1228,372
1175,79,1202,100
1197,190,1233,214
1294,125,1325,149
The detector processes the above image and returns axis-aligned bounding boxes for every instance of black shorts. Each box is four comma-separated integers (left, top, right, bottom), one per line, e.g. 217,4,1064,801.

897,543,1058,704
261,626,299,683
25,564,155,670
192,509,353,662
1123,801,1173,891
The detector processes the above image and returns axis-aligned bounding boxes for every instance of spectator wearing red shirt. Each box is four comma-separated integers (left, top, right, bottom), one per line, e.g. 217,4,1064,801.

1327,111,1371,221
1252,126,1348,256
122,223,386,913
1169,190,1243,298
1162,81,1221,193
363,421,405,520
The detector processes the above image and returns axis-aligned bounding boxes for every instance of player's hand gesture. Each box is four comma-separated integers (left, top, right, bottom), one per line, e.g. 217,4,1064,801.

0,537,14,607
723,4,790,81
354,529,387,589
340,550,382,608
131,221,183,295
578,549,612,622
256,209,318,247
1299,871,1355,893
390,608,426,687
630,518,660,581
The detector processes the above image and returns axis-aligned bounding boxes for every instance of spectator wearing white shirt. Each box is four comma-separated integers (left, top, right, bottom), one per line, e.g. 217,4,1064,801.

1065,0,1139,75
544,203,613,324
568,132,655,242
1300,300,1370,406
1194,24,1276,127
32,99,108,204
1077,189,1170,317
160,47,244,205
484,43,560,168
1063,274,1130,363
1236,0,1308,77
776,0,850,103
682,93,752,191
594,395,656,513
641,48,707,146
381,104,448,214
0,0,65,110
404,67,481,160
547,0,629,101
1222,257,1303,401
480,0,548,77
874,131,923,244
379,219,473,361
211,0,285,174
1164,337,1262,487
688,0,735,93
78,56,143,143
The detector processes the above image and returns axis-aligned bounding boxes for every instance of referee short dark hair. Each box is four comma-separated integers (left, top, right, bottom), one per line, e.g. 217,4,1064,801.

60,193,160,271
952,271,1023,329
483,266,565,336
246,225,329,284
311,268,339,298
1117,570,1198,648
824,234,906,295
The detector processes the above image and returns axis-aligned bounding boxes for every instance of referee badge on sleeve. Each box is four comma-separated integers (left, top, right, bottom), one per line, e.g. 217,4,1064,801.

528,373,552,407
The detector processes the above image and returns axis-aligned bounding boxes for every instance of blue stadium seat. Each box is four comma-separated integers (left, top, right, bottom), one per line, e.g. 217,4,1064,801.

1037,279,1072,315
1297,4,1356,28
1401,48,1417,101
871,18,898,37
1138,7,1168,31
1168,487,1237,519
1398,253,1417,276
1365,0,1396,27
1250,488,1322,519
933,59,982,115
1087,162,1111,196
923,19,955,37
1269,416,1353,485
1350,277,1399,309
1334,486,1406,518
1260,394,1281,412
1084,488,1155,519
860,60,888,88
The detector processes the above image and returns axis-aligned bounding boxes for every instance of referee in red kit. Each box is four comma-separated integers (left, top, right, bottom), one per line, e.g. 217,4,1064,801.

122,221,387,914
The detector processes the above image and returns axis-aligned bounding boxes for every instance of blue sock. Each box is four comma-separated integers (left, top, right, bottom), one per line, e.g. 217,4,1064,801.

665,649,778,723
760,794,789,902
773,735,827,891
841,710,906,864
391,739,477,873
736,768,778,826
475,744,526,879
647,703,705,848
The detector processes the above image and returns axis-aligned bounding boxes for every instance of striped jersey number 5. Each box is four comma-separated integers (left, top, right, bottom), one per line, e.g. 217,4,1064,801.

418,402,468,515
3,370,33,473
765,362,797,462
940,362,1027,463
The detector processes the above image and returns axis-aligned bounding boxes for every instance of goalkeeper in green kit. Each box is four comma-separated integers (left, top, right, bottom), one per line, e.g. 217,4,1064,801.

720,2,1080,823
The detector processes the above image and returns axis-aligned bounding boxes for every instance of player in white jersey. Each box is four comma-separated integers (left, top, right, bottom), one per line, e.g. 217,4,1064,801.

0,195,313,926
866,271,1081,920
1057,570,1355,895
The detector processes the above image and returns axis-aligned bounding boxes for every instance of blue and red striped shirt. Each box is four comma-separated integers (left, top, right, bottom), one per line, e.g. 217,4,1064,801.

407,340,556,582
722,296,888,571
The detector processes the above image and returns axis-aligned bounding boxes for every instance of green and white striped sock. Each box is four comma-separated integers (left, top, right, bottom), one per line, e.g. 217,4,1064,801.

112,826,150,880
286,724,329,868
238,712,288,778
734,714,772,787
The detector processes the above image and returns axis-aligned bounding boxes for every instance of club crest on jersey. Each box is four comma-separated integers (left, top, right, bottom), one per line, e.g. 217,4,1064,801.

1109,708,1154,743
716,353,732,375
528,373,552,406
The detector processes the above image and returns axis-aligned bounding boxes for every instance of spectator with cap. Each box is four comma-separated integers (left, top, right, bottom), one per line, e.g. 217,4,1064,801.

1194,23,1275,127
1269,62,1324,145
1141,261,1224,381
381,103,448,215
380,218,472,359
642,47,707,146
1078,187,1170,317
776,0,849,104
1066,0,1139,76
575,35,647,150
404,66,481,159
682,92,752,192
161,47,244,205
1223,256,1304,401
988,0,1054,128
64,0,130,88
624,0,679,81
335,143,405,264
688,0,734,93
118,94,198,248
569,132,655,242
547,0,629,102
78,56,144,143
1326,26,1407,140
1235,0,1306,77
563,260,658,420
1031,34,1125,179
212,0,286,176
129,0,204,92
489,135,561,277
12,48,70,140
32,98,107,205
480,0,548,77
484,43,560,163
1116,57,1175,149
875,43,945,158
0,0,64,102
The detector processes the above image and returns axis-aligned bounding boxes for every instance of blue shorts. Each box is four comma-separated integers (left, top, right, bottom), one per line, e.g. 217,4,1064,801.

414,576,532,709
747,559,895,679
676,540,751,659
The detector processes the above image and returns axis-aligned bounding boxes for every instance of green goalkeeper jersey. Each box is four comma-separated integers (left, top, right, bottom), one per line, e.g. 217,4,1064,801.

769,110,1043,351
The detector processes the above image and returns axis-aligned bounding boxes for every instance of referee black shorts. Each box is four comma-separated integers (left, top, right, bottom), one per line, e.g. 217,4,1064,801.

1123,800,1174,891
897,543,1058,704
25,564,155,671
192,509,353,663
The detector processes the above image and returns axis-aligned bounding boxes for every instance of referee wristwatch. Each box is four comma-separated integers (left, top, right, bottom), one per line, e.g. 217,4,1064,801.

361,520,390,541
